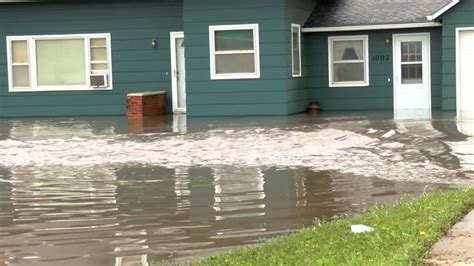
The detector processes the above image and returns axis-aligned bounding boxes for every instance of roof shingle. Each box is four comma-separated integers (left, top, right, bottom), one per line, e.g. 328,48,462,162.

304,0,453,28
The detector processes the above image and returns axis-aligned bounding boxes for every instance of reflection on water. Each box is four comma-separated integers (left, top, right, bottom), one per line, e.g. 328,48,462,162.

0,112,473,265
446,119,474,172
394,108,432,120
173,114,187,133
213,167,266,221
3,119,118,141
0,165,445,265
127,116,166,135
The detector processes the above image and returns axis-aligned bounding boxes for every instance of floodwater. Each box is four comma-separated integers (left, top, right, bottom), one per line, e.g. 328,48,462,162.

0,111,473,265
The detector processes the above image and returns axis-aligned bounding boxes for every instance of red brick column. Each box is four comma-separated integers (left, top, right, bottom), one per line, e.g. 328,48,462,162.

127,91,165,118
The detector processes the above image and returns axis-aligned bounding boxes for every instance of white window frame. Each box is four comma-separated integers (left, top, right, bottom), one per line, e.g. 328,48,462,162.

209,24,260,80
291,24,302,77
328,35,369,87
6,33,113,92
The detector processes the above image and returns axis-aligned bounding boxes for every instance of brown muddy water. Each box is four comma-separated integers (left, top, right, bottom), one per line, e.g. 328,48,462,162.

0,111,473,265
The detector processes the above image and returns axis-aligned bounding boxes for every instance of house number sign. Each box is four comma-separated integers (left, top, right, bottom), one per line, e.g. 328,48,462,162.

371,55,390,62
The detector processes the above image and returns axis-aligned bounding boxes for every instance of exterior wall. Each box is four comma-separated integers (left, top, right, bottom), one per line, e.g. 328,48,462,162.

284,0,317,114
0,1,449,118
305,27,443,111
0,0,183,117
183,0,296,116
440,0,474,111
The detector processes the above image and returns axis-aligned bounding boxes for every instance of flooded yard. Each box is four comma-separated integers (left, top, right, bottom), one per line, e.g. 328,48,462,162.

0,112,473,265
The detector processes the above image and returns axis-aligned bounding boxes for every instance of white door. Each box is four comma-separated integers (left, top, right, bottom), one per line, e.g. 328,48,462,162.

393,34,431,118
457,29,474,119
170,32,186,113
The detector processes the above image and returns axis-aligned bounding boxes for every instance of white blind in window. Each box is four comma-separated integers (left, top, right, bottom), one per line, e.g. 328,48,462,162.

36,39,86,86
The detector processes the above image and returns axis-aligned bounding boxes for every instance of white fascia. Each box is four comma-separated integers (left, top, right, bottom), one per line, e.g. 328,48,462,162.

427,0,460,21
303,22,442,33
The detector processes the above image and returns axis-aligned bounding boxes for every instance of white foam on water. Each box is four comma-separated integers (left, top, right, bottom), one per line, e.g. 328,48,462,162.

0,128,467,185
382,130,397,138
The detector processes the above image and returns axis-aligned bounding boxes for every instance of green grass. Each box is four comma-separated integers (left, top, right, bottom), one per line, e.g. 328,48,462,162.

191,189,474,266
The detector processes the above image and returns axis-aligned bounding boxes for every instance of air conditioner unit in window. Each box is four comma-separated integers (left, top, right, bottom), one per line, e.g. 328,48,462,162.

90,74,108,88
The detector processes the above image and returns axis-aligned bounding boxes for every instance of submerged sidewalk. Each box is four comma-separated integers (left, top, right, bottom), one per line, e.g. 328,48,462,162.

427,210,474,265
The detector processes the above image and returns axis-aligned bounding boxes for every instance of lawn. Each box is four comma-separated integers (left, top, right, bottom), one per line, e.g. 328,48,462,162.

183,189,474,265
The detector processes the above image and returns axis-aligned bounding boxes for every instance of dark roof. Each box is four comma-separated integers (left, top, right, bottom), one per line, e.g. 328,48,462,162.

304,0,453,28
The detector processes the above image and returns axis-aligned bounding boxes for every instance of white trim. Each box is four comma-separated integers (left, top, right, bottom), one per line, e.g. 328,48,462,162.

291,24,302,78
392,33,432,113
6,33,112,92
455,27,474,118
170,31,186,113
328,35,369,87
427,0,460,21
209,24,260,80
303,22,442,33
6,37,30,92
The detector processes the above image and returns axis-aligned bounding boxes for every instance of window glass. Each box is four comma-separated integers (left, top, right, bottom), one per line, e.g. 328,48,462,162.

36,39,86,86
91,38,107,62
292,25,301,76
215,30,254,51
333,40,364,61
91,63,108,71
293,49,300,74
91,38,106,47
333,63,365,82
91,47,107,61
402,64,423,84
12,66,29,87
401,41,423,84
215,53,255,74
401,43,409,62
12,41,28,63
401,42,422,62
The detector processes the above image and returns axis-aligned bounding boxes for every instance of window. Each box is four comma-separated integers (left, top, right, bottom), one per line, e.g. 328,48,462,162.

209,24,260,80
401,41,423,84
7,33,112,92
291,24,302,77
328,35,369,87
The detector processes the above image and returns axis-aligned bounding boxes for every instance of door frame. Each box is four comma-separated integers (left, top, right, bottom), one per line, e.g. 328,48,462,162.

392,32,432,112
170,31,186,113
455,27,474,118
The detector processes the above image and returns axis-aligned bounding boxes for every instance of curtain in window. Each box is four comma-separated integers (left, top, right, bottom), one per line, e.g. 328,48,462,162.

333,40,363,61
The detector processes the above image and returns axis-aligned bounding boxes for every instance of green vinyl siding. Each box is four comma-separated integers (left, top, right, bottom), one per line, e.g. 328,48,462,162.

306,27,442,111
183,0,290,116
0,0,183,117
0,0,453,118
285,0,317,114
183,0,317,116
439,0,474,110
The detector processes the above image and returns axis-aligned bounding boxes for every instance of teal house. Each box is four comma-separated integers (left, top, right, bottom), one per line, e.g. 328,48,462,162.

0,0,473,118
